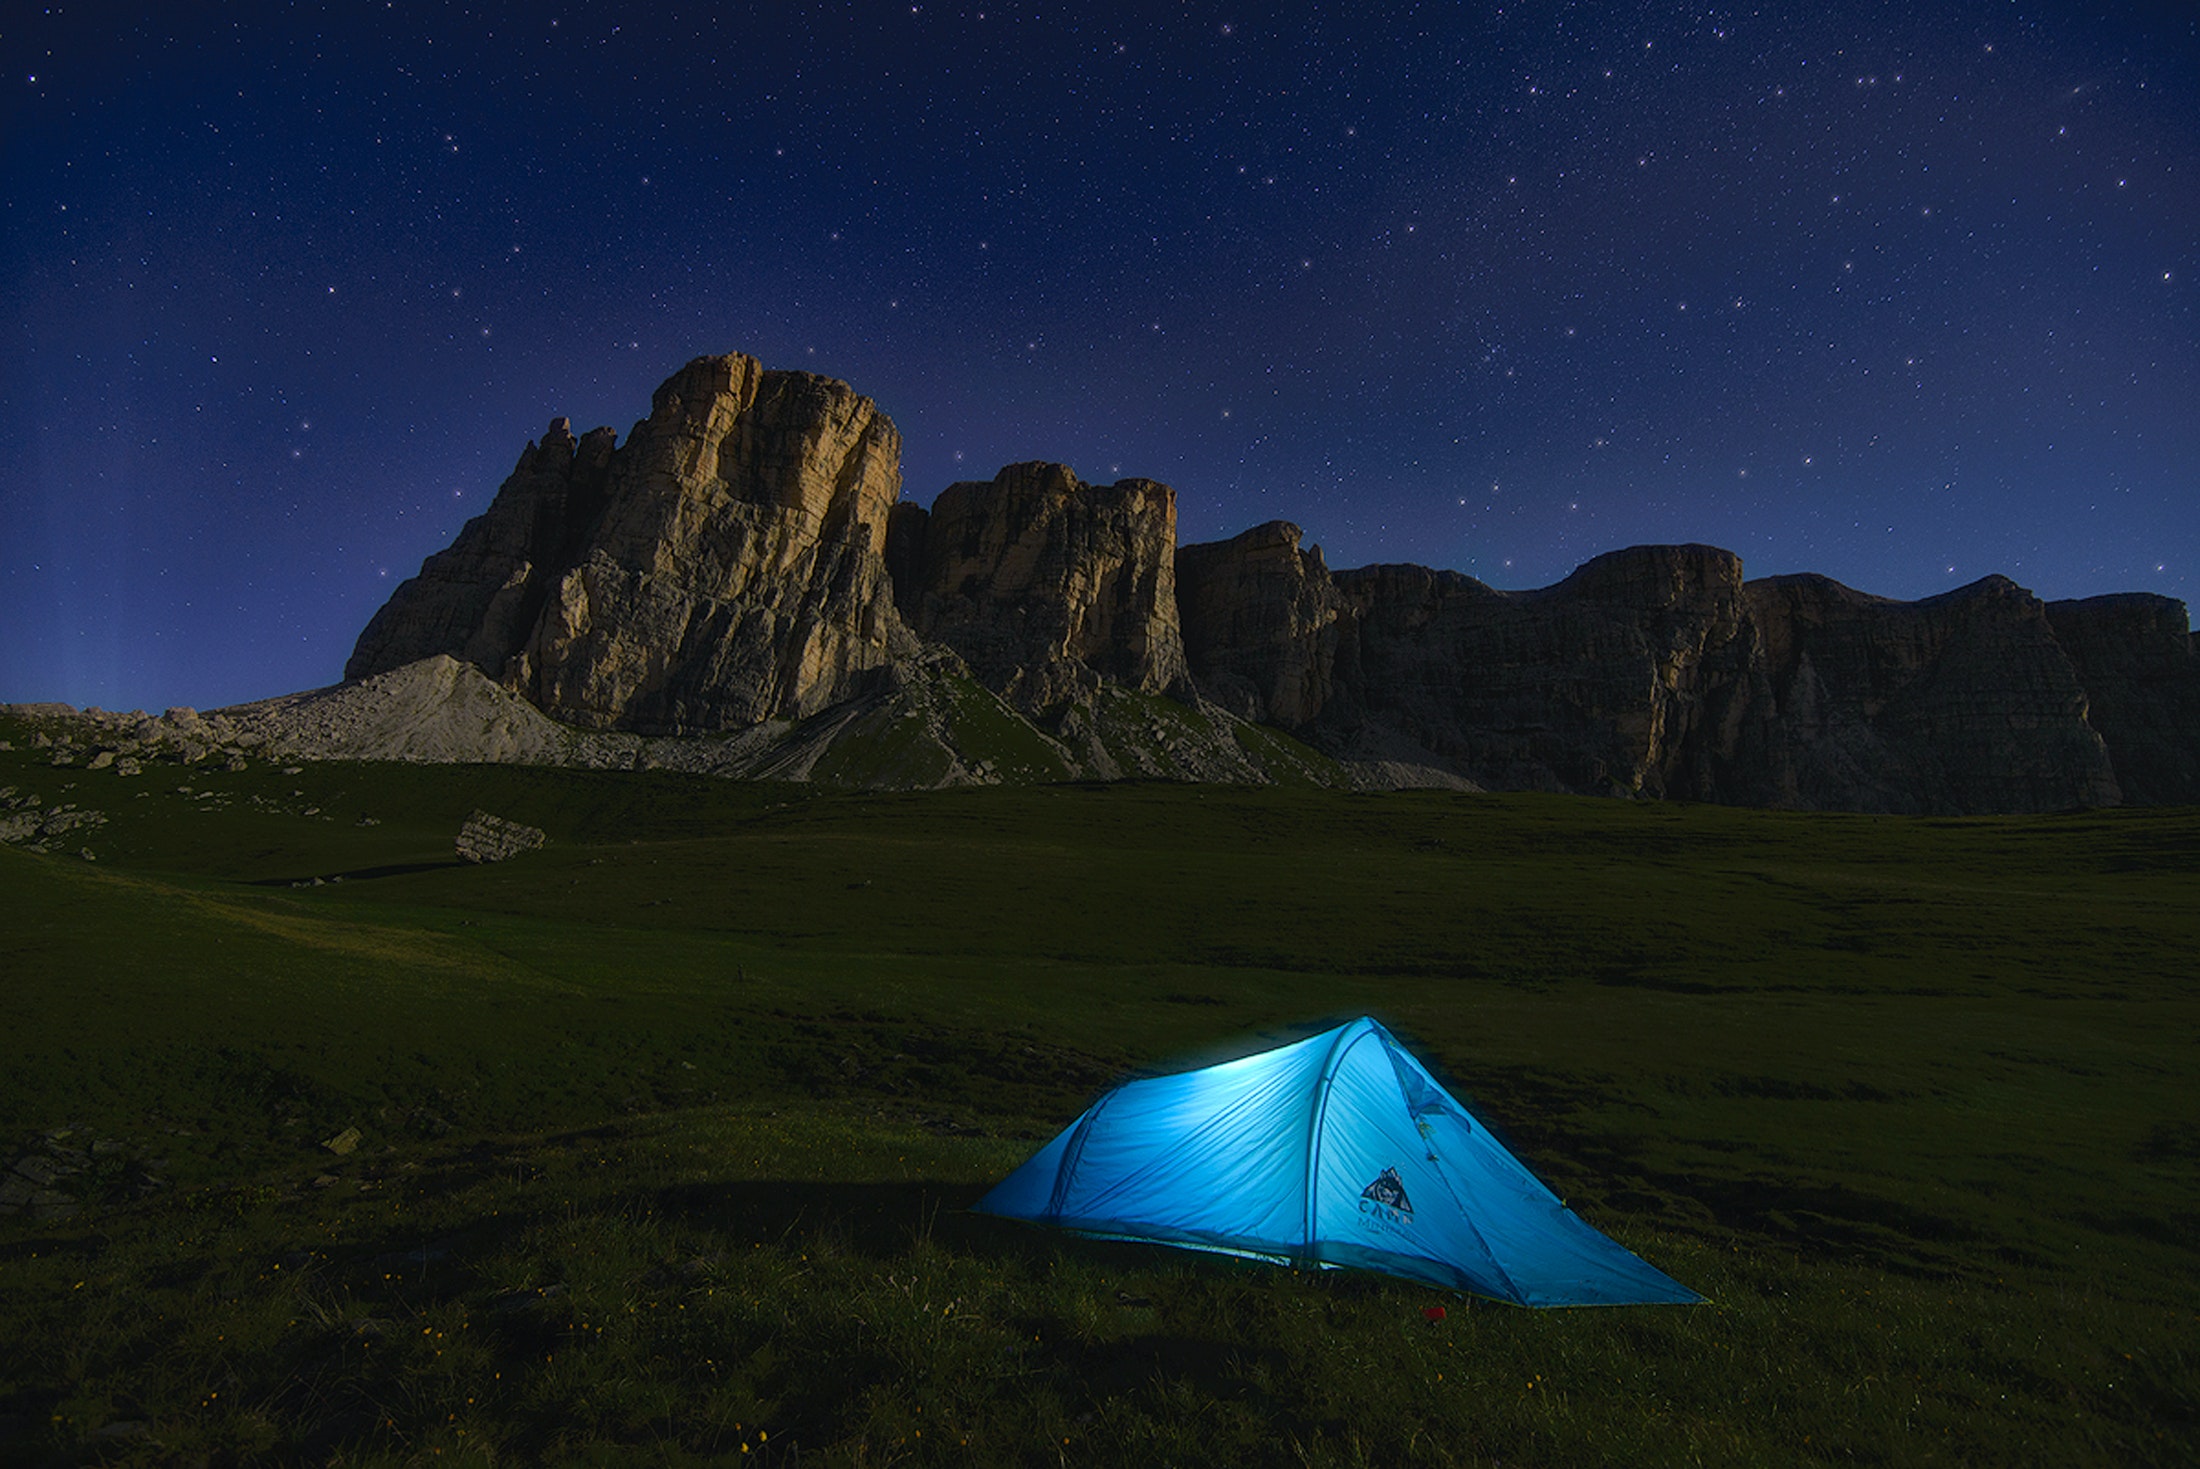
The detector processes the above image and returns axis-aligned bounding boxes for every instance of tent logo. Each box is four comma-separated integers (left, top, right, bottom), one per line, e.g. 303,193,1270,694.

1361,1167,1414,1216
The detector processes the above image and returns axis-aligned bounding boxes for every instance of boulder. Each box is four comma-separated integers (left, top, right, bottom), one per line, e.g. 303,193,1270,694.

455,810,545,864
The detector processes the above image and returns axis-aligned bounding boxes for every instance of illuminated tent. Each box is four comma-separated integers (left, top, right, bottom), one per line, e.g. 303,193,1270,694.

976,1017,1701,1307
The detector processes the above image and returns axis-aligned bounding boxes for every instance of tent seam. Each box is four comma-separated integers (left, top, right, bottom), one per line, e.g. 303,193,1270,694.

1302,1018,1378,1263
1383,1035,1530,1304
1045,1085,1118,1221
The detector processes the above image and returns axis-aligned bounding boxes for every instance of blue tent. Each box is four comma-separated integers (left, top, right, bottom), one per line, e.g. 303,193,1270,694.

976,1017,1702,1307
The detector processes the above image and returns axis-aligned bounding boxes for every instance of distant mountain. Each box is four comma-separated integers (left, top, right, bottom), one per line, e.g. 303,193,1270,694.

317,350,2200,811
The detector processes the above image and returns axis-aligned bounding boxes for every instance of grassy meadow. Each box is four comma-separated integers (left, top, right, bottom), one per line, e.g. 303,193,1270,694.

1,713,2195,1464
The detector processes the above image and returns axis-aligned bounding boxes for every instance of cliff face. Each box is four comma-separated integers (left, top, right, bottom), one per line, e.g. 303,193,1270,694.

1175,521,1344,727
348,418,617,684
1336,546,1758,798
1174,537,1757,796
1728,575,2120,813
2044,594,2200,806
1171,533,2139,813
348,348,2198,810
889,462,1190,711
520,356,913,730
348,354,915,732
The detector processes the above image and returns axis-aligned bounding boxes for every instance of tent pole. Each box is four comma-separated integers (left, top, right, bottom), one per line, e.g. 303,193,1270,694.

1300,1018,1379,1266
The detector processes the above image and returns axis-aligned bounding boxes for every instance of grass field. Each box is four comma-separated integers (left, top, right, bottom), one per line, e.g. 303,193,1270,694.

2,716,2195,1464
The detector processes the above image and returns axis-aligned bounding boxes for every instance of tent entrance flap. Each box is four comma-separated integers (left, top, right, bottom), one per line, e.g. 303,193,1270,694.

975,1017,1703,1308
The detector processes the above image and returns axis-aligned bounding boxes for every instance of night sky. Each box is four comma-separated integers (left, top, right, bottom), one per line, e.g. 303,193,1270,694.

5,2,2196,713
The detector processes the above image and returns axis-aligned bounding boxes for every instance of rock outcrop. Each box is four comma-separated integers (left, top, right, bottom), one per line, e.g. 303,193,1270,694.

1172,532,2146,813
1726,575,2120,813
0,789,109,852
348,418,617,684
1175,521,1343,727
889,462,1190,712
349,354,916,733
2044,594,2200,806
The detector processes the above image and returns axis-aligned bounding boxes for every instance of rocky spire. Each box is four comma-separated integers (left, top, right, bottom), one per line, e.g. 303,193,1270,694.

348,354,916,732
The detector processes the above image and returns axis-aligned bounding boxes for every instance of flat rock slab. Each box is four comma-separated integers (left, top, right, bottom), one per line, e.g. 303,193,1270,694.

456,809,546,863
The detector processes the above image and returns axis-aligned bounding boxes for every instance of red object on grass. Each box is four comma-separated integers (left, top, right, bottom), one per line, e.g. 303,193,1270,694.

1423,1305,1448,1321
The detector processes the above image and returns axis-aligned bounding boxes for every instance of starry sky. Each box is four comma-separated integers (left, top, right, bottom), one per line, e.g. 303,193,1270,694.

5,2,2196,712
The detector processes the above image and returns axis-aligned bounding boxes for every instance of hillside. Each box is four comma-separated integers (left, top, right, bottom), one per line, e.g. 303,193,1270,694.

1,713,2195,1460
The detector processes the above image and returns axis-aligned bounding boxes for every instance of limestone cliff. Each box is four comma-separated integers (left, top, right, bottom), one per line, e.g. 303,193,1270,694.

1728,574,2120,813
348,418,616,683
1175,521,1343,727
1174,536,1755,797
349,354,915,732
2044,594,2200,806
1172,532,2139,813
1337,546,1757,797
341,347,2196,811
889,462,1190,712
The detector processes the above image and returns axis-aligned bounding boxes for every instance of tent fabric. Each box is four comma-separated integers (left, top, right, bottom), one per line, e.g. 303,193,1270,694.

976,1017,1702,1307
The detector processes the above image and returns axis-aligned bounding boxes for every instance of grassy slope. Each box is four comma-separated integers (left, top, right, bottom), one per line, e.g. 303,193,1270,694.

1,725,2195,1464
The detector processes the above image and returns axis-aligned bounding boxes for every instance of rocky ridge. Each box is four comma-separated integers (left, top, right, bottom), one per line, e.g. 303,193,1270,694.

891,461,1192,709
17,350,2195,813
331,353,1443,791
1175,526,2172,813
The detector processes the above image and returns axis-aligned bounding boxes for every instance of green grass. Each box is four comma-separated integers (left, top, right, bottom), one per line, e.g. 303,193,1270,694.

1,717,2195,1463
